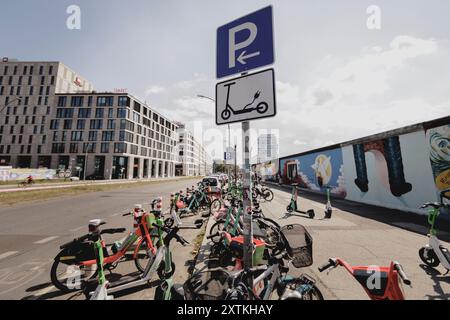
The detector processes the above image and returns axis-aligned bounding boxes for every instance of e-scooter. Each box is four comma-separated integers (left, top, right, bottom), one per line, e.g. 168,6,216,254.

324,185,333,219
221,82,268,120
286,183,315,219
419,188,450,274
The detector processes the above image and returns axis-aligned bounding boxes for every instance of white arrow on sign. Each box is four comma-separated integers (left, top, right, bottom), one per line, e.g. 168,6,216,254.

229,22,260,68
237,50,260,65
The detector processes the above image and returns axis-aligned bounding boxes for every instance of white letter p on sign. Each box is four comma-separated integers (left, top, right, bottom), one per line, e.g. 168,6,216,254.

228,22,258,68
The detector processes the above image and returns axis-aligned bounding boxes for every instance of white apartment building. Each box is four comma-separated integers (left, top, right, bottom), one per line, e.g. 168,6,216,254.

175,123,212,177
257,133,279,164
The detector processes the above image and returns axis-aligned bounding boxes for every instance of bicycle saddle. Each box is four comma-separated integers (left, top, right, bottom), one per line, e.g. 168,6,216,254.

89,219,106,228
291,183,299,187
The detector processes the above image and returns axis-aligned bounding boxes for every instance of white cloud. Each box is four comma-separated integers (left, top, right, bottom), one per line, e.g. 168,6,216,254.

258,35,449,157
145,85,165,95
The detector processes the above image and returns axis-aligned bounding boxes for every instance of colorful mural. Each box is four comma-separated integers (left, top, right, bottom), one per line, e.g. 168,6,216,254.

352,136,412,197
0,167,57,181
426,124,450,192
254,160,279,182
342,131,438,214
279,148,347,197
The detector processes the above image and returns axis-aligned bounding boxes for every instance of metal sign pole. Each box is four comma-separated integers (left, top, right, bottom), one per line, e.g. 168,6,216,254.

241,120,253,298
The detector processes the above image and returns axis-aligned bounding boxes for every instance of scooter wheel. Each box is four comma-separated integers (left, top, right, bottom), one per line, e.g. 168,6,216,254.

257,102,268,114
419,247,440,267
221,109,231,120
286,205,293,213
325,209,332,219
307,209,315,219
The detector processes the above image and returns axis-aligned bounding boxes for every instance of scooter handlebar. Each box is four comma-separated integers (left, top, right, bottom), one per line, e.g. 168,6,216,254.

393,262,411,286
318,258,337,272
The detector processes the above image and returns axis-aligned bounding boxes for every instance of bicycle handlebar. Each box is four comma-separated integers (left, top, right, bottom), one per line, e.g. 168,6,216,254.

101,228,126,235
393,261,411,286
318,258,338,272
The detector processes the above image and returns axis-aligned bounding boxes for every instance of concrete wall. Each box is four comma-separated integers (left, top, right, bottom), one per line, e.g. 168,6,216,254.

263,117,450,215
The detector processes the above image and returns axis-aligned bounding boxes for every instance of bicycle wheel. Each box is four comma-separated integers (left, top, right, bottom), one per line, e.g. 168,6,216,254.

134,240,156,273
263,189,274,202
209,221,234,244
50,259,97,292
255,218,280,249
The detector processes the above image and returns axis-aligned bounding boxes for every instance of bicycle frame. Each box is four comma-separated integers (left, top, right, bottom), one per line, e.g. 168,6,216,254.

77,211,157,269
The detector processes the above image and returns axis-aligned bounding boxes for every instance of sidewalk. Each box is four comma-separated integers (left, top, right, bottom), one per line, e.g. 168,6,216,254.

191,186,450,300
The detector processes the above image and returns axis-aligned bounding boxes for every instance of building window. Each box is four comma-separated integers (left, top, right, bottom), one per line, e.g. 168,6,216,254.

102,131,114,141
58,96,67,107
95,108,104,118
77,119,86,130
83,143,96,153
70,96,84,107
97,96,114,107
63,120,72,130
69,143,78,153
114,143,126,153
71,131,83,141
117,108,127,118
118,96,129,107
88,131,98,141
56,108,74,118
101,143,109,153
107,119,116,130
50,119,59,130
52,143,65,153
78,108,91,118
90,119,103,130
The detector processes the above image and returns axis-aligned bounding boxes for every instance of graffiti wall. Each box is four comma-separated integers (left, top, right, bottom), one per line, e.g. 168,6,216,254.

0,167,57,181
254,160,279,182
426,124,450,193
279,148,347,197
342,131,437,213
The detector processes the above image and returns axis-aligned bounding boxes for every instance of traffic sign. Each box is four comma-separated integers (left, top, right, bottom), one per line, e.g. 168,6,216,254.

217,6,274,78
216,68,276,125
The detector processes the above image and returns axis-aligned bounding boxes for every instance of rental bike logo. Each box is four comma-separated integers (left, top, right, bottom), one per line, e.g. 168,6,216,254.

177,304,274,318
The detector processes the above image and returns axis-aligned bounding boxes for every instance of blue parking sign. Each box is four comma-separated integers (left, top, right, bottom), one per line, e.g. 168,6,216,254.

217,6,274,79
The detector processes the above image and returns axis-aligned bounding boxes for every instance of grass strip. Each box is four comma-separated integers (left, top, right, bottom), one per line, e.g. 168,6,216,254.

0,177,199,206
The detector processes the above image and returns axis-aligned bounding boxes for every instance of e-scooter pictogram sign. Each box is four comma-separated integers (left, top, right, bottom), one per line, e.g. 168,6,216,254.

215,68,276,125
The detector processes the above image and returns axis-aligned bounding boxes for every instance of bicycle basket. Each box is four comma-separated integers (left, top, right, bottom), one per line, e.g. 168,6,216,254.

183,269,230,300
280,224,313,268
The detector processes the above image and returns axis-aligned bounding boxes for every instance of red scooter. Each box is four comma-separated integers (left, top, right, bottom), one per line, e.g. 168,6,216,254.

319,258,411,300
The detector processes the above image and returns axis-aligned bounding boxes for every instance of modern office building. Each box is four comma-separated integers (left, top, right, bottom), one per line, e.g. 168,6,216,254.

175,123,212,177
0,59,180,179
257,133,279,163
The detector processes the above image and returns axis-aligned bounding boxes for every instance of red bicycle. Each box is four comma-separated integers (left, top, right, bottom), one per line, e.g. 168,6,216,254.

51,200,162,292
318,258,411,300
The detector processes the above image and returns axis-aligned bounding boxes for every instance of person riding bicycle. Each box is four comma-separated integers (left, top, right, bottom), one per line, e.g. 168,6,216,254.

26,175,34,184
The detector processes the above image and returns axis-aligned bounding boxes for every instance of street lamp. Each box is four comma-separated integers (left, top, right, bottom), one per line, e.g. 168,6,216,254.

0,96,23,115
197,94,232,176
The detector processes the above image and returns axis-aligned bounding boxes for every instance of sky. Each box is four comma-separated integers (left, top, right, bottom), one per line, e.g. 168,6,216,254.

1,0,449,163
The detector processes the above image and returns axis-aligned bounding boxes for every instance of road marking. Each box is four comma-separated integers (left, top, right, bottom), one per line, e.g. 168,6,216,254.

111,213,120,217
34,236,59,244
0,251,18,261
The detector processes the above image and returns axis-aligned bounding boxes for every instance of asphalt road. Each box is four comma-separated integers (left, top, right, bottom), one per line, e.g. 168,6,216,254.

0,177,201,300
